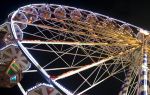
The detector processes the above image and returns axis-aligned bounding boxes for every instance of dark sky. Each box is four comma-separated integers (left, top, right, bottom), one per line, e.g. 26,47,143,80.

0,0,150,95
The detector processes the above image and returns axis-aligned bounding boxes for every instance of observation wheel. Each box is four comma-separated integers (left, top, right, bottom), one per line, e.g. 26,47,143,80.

1,3,150,95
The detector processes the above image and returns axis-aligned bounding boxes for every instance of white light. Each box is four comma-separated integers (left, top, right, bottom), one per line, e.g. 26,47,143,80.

140,28,149,35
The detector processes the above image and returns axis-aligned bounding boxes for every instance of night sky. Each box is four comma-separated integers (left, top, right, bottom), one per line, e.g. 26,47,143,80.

0,0,150,95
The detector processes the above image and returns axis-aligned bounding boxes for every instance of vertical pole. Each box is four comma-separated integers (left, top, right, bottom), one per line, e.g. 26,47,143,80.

139,37,148,95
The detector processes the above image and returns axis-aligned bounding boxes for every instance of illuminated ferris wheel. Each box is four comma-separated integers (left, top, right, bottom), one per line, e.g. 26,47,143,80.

0,3,150,95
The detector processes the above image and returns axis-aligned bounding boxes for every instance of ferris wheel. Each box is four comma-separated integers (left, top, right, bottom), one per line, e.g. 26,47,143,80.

0,3,150,95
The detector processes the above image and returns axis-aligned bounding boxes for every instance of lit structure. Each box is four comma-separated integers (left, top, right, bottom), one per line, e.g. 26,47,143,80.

0,3,150,95
0,58,22,88
0,23,30,88
27,83,61,95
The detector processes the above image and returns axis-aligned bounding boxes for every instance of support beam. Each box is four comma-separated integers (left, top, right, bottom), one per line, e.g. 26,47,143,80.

119,67,132,95
138,34,149,95
138,52,149,95
17,83,26,95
